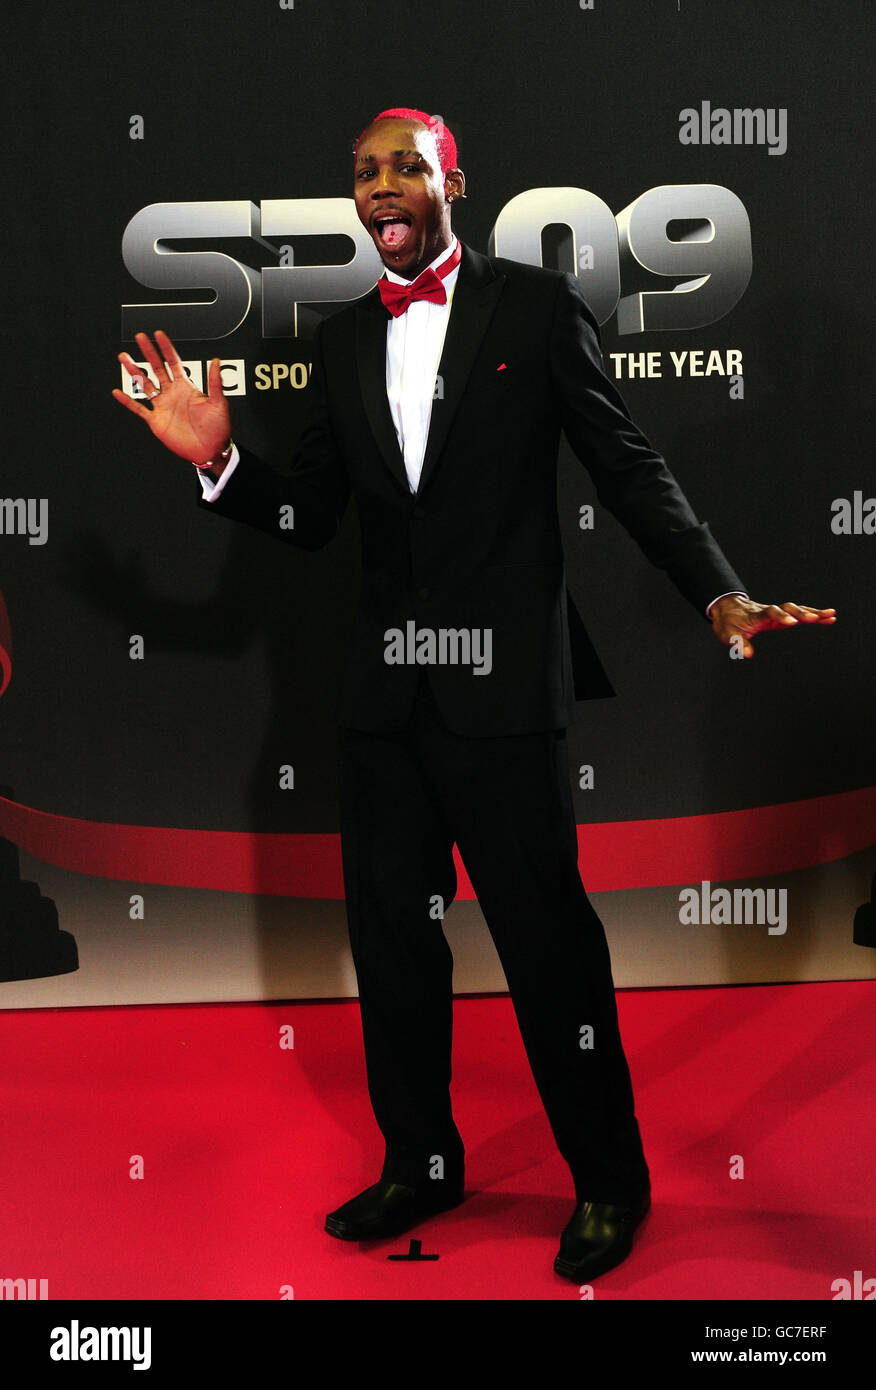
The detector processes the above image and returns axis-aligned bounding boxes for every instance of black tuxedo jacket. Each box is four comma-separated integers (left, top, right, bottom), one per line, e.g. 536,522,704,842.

199,242,745,736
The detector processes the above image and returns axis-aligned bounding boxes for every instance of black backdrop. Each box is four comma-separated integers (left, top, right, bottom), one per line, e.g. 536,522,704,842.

1,0,873,1003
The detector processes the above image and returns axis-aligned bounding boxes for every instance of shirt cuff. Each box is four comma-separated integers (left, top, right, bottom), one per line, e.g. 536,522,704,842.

706,590,748,618
196,443,240,501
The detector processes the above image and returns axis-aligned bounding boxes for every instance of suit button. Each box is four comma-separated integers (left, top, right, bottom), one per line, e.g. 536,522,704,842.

412,506,426,519
417,586,431,601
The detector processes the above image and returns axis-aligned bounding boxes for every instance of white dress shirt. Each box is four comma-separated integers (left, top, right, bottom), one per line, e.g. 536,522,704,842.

383,236,460,493
197,237,743,614
198,236,460,503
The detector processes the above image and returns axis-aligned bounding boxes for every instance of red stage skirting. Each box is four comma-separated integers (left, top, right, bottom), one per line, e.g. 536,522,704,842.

0,785,873,896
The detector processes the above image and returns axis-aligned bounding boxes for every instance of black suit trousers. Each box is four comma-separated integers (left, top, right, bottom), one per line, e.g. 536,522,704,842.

338,670,650,1204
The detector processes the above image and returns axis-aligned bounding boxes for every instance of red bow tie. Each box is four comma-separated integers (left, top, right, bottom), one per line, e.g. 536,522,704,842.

378,241,462,317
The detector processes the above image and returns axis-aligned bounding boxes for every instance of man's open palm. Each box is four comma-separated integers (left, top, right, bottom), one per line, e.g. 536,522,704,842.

112,330,231,466
710,594,836,658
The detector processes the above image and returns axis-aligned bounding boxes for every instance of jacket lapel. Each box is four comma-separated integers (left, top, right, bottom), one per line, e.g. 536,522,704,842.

354,243,506,497
354,293,407,493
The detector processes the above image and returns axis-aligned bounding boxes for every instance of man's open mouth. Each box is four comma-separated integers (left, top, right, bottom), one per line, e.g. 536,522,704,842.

373,213,413,250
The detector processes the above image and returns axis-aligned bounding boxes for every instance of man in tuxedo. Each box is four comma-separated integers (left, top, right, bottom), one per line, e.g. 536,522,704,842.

114,108,834,1281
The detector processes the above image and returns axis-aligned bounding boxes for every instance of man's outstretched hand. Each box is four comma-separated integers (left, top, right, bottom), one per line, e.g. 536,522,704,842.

710,595,836,659
112,330,231,466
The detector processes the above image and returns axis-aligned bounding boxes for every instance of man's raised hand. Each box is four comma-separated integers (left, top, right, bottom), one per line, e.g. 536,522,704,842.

710,594,836,659
112,330,231,466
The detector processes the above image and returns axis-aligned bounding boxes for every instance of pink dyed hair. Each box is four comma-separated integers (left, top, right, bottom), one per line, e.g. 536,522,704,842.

354,107,459,172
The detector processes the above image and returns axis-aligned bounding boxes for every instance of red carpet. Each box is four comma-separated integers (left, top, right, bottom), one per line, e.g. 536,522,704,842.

1,982,874,1300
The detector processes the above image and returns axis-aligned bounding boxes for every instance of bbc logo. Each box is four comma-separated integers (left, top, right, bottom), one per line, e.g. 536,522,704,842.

120,358,247,397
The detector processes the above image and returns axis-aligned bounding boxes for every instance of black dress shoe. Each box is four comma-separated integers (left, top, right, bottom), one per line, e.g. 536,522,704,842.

553,1188,651,1281
325,1176,465,1241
